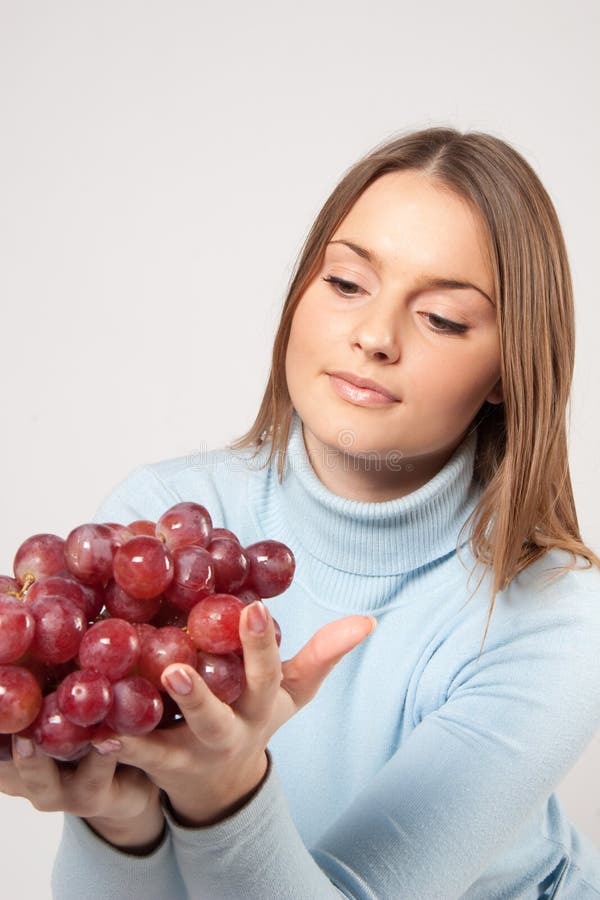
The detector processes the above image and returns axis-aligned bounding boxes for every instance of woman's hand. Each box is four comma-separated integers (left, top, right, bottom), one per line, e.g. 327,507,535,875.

95,601,376,826
0,738,164,851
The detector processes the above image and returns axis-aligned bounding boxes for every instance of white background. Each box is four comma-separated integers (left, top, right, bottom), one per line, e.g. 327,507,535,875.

1,1,599,896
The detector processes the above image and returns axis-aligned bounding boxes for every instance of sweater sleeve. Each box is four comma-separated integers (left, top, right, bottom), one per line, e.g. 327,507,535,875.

149,589,600,900
51,813,188,899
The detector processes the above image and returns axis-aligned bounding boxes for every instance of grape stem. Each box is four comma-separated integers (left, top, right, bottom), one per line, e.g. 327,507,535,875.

17,573,36,598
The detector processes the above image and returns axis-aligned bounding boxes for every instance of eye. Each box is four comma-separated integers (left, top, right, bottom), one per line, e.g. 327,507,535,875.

421,313,468,335
322,275,363,297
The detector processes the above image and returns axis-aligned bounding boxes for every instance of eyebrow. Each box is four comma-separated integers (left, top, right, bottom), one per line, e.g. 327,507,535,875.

327,239,495,306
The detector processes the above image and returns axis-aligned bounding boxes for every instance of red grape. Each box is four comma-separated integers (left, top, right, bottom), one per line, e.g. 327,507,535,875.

0,733,11,760
0,596,35,663
28,595,87,664
14,534,66,585
0,665,43,733
79,618,140,681
137,626,197,689
196,650,246,704
210,528,239,543
244,540,295,598
127,519,156,537
64,524,116,586
113,536,173,600
236,587,260,605
56,669,113,727
32,692,93,760
164,545,215,612
156,502,212,551
208,538,249,593
25,575,91,618
104,580,161,623
187,594,246,654
104,676,163,735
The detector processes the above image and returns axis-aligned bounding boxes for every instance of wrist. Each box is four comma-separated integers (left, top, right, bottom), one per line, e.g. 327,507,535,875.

85,791,166,855
165,750,270,828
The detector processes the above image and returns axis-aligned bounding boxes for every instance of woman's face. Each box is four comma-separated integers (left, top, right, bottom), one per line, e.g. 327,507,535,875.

284,169,503,501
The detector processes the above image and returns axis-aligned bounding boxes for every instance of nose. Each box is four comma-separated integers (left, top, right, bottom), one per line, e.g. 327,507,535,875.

350,303,401,363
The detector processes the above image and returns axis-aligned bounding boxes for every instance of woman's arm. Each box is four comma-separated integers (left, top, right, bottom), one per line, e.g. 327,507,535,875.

103,588,600,899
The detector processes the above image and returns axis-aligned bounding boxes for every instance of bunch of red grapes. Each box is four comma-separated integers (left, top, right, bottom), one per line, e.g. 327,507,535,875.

0,502,295,762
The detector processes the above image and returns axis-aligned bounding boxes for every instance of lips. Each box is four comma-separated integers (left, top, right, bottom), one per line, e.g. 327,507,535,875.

328,370,398,402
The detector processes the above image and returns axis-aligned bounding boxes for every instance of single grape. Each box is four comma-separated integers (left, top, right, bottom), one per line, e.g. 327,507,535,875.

64,524,117,585
196,650,246,704
137,626,197,689
127,520,157,537
104,676,163,735
208,538,249,593
0,595,35,663
156,502,212,551
28,595,87,664
113,536,174,600
14,534,66,585
104,580,162,623
164,545,215,612
25,574,92,619
0,665,43,733
210,528,240,543
186,594,246,654
243,540,295,598
32,692,93,760
78,618,140,681
56,669,113,727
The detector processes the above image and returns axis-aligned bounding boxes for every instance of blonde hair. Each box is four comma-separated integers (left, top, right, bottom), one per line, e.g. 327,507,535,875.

229,126,600,652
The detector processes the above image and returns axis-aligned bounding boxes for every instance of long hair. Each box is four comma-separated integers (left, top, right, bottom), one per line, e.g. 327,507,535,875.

229,126,600,652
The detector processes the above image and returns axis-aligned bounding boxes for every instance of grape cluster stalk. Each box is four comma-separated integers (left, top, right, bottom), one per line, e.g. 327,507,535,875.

0,503,294,761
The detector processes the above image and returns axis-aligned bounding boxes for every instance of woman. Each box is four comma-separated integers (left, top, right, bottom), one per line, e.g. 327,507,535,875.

4,126,600,898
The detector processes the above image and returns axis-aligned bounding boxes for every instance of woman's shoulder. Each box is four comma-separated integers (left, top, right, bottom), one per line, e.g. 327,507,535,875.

93,441,272,527
486,547,600,645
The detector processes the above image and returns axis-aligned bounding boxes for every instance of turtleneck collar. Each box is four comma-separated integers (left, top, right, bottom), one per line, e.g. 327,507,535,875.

277,412,481,576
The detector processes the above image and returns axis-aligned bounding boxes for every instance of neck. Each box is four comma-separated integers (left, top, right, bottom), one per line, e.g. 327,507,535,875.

301,425,469,503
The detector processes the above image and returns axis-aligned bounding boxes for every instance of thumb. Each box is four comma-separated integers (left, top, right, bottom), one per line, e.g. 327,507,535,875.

281,615,376,709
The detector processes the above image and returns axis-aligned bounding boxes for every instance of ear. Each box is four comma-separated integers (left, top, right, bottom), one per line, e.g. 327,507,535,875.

485,379,503,405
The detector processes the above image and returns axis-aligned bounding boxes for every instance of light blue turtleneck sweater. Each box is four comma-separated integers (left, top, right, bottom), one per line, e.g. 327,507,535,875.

52,413,600,899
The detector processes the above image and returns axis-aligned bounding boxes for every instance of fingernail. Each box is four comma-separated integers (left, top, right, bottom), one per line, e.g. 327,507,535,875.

93,739,122,755
15,737,34,758
368,616,377,634
247,600,269,634
164,668,193,695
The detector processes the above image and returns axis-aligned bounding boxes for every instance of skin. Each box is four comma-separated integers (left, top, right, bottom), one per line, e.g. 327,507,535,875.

285,169,503,501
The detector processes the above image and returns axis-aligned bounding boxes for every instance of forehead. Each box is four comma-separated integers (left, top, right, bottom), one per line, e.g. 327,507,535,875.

329,170,493,294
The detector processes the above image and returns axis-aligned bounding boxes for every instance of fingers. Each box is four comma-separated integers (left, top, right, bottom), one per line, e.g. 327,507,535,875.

232,601,282,722
281,615,376,709
160,664,238,750
9,736,64,811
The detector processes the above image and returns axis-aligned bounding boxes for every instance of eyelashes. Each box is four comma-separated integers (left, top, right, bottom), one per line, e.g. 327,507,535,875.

320,275,469,336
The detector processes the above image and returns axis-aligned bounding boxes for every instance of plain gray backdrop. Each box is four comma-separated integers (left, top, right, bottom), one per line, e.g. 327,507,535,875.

1,1,599,896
